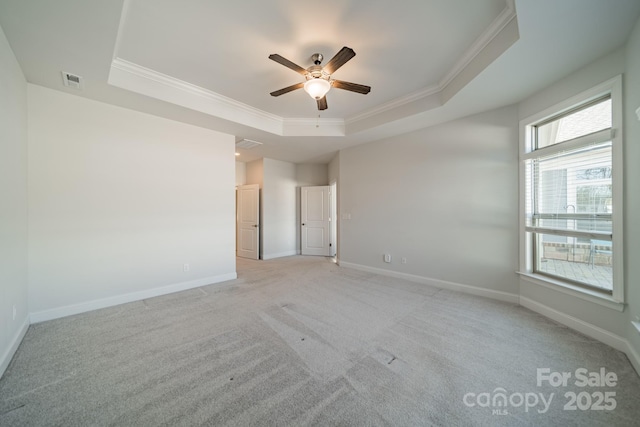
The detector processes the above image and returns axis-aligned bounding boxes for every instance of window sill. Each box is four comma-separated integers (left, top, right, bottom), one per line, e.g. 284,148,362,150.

517,271,625,312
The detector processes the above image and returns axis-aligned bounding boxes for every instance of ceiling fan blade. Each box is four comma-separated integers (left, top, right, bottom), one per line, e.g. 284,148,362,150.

332,79,371,94
317,96,328,110
268,54,308,75
270,82,304,97
323,46,356,74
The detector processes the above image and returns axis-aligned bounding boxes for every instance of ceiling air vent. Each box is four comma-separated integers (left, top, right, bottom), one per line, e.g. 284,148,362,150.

61,71,83,90
235,139,263,150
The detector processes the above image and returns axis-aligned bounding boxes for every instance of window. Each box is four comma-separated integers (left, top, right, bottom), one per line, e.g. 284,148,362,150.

520,77,623,303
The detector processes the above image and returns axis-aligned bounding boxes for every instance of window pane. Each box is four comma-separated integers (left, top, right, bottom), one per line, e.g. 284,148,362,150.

524,81,621,299
534,233,612,291
529,143,612,233
536,98,611,148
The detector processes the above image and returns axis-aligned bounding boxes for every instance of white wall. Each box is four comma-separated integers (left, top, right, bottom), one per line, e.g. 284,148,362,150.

0,24,29,377
328,153,340,185
329,154,341,259
338,106,519,299
245,159,264,257
28,85,237,320
623,15,640,364
235,161,246,186
518,47,625,120
296,164,328,187
245,159,263,188
261,158,297,259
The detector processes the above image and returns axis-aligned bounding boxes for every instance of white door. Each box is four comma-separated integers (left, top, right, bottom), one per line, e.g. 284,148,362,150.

330,182,337,257
301,186,330,256
237,184,260,259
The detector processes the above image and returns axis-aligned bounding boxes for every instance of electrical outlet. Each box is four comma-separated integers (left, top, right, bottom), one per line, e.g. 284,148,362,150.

183,263,190,272
384,254,392,263
401,257,407,264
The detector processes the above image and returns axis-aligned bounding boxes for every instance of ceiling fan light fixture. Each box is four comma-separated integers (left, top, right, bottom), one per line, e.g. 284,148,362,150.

269,47,369,110
304,78,331,100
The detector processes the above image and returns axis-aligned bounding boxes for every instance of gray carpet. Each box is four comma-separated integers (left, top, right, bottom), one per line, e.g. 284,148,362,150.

1,256,639,426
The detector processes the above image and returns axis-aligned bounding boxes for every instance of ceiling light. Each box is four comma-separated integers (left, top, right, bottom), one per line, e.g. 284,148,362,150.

304,78,330,100
235,152,240,156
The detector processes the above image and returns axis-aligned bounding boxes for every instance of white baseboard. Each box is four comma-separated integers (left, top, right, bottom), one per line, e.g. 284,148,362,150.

625,338,640,377
29,272,237,323
262,250,299,260
519,296,628,351
0,317,29,379
339,261,520,304
520,296,640,375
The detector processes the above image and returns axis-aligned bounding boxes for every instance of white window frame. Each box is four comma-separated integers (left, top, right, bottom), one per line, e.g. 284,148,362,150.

518,76,624,310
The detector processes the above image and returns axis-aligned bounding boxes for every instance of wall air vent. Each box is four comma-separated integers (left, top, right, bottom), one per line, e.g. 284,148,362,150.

235,139,263,150
61,71,83,90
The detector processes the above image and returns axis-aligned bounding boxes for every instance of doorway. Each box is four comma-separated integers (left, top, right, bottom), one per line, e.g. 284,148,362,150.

236,184,260,260
301,185,334,256
330,181,337,257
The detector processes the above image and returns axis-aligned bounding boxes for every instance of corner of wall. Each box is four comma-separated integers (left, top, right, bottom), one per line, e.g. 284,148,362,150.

626,331,640,376
623,12,640,377
0,22,30,379
0,318,29,378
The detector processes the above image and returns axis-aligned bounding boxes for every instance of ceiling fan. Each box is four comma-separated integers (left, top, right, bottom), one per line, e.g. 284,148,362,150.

269,46,371,111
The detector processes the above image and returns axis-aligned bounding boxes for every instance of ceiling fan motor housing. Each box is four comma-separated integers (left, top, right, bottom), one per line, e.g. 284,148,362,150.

311,53,323,65
306,65,329,81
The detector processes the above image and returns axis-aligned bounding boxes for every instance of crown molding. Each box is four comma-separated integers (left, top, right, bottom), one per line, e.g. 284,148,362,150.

438,0,517,90
345,84,441,125
109,58,350,137
109,0,518,138
109,57,284,134
346,0,518,129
